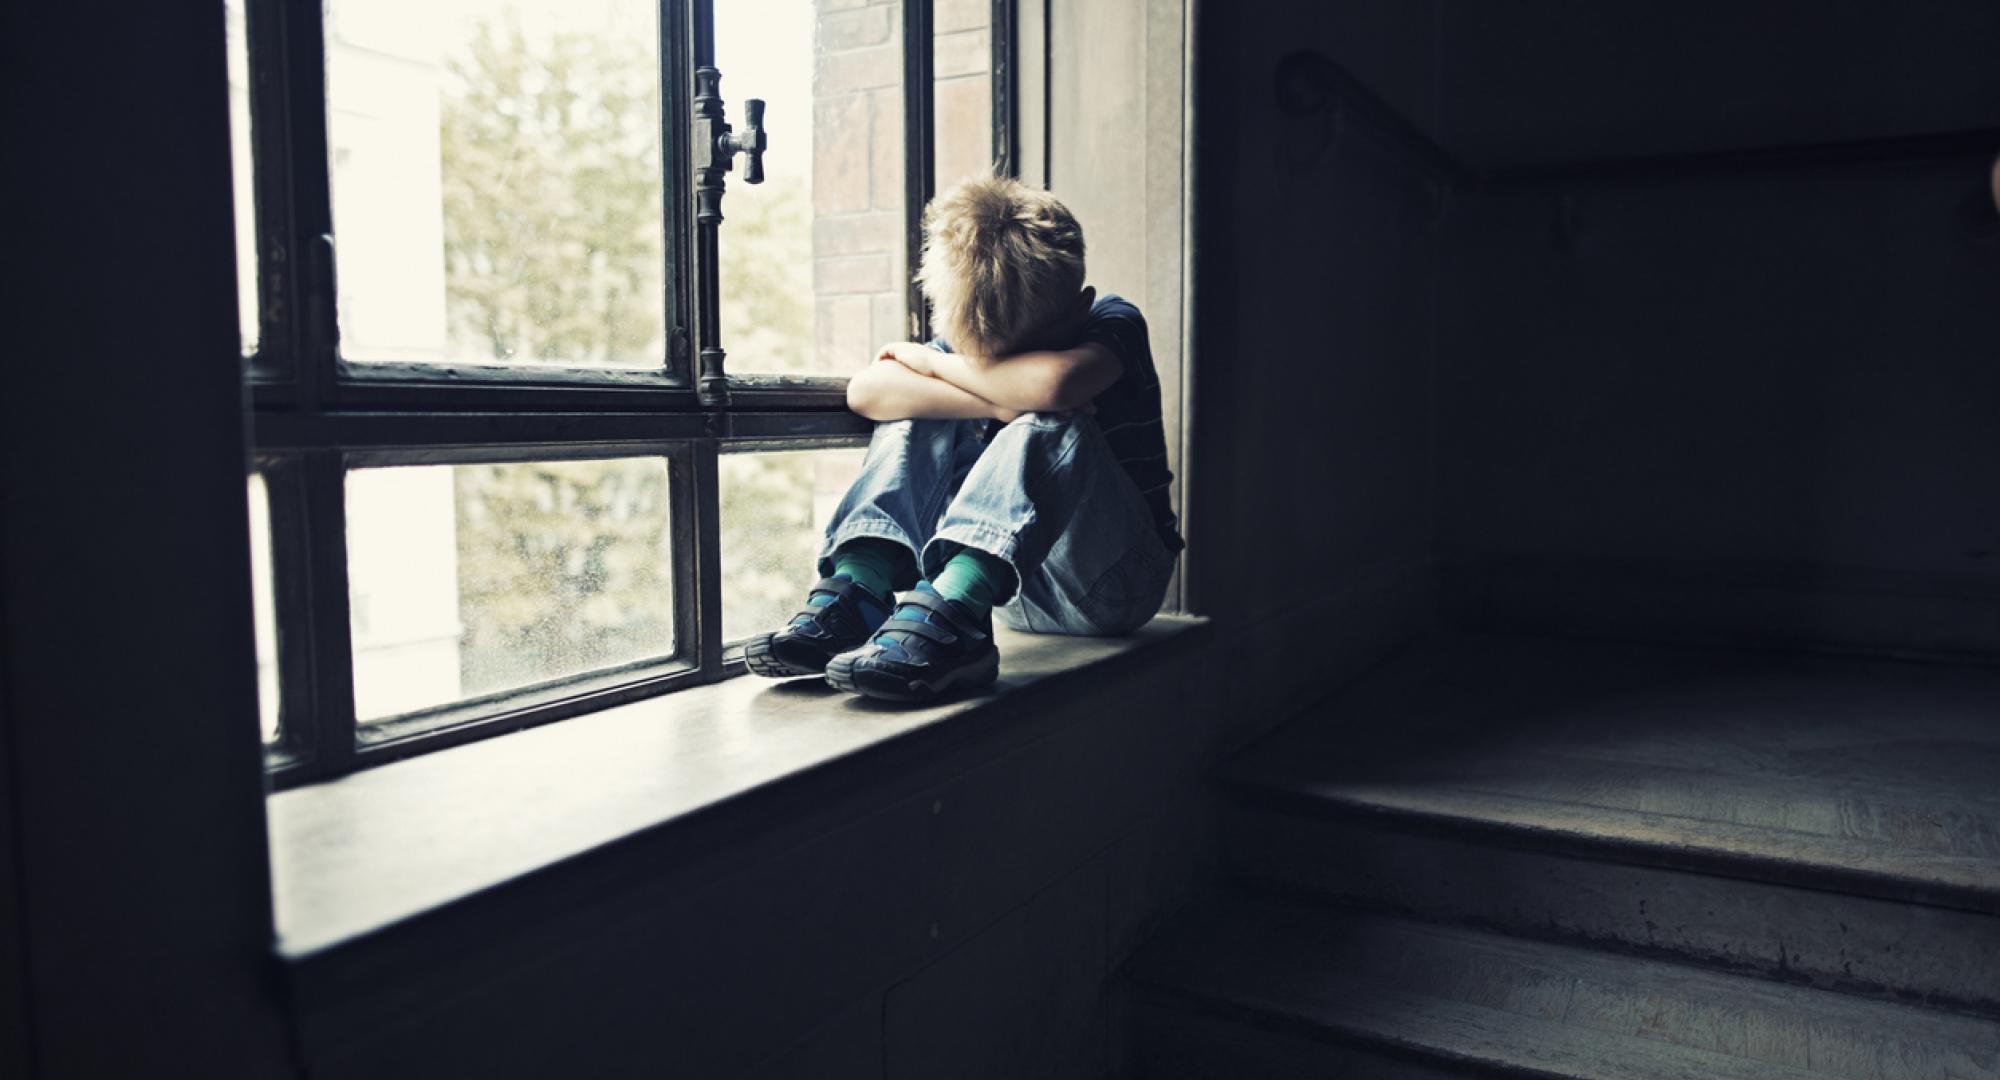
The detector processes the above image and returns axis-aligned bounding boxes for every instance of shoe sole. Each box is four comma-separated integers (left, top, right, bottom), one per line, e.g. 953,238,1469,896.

824,648,1000,702
743,634,823,679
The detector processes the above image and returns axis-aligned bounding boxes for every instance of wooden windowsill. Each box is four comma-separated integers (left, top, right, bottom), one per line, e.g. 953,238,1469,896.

266,616,1210,959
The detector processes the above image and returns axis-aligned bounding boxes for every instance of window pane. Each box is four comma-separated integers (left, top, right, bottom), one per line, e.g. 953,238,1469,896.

324,0,665,368
717,0,906,376
933,0,994,190
247,474,281,743
719,447,866,644
346,457,675,722
225,0,259,354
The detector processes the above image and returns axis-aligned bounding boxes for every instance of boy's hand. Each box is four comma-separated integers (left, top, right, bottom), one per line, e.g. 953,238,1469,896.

876,341,944,377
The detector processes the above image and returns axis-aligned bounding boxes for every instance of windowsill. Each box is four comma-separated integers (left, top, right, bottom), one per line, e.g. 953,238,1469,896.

266,615,1209,960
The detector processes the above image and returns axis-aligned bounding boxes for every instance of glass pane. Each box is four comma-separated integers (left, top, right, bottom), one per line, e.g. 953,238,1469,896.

225,0,259,353
346,457,675,722
247,474,281,743
716,0,905,375
719,447,866,644
932,0,994,190
324,0,665,368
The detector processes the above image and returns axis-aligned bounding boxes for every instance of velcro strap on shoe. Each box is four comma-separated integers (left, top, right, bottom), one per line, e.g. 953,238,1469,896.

794,577,871,624
879,617,957,645
901,589,985,632
806,576,852,599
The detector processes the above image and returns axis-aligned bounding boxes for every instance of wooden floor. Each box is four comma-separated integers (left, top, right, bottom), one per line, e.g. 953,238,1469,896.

1121,634,2000,1078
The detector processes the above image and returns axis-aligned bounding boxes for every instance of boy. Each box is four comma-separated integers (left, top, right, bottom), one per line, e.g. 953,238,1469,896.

744,176,1183,701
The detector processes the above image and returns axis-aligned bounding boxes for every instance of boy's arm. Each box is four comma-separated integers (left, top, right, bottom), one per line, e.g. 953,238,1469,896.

846,357,1020,422
882,342,1121,414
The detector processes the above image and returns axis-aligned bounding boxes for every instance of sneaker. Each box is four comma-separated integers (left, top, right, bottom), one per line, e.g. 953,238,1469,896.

824,585,999,702
743,575,894,678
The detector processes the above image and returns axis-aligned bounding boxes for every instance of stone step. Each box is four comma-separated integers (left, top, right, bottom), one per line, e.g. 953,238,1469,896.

1218,634,2000,1015
1121,893,2000,1079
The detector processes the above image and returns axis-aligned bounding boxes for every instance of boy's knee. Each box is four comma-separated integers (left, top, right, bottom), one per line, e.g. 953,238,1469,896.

983,412,1100,469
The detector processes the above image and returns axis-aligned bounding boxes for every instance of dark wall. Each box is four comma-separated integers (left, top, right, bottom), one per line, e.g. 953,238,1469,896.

1,3,291,1076
1432,2,2000,172
1191,0,1441,700
1438,163,2000,654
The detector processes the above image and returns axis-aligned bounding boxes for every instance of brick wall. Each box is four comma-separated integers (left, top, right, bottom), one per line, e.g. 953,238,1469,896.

812,0,992,369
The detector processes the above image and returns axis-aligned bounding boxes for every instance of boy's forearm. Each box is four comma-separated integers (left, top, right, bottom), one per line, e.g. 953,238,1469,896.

927,346,1117,413
846,360,1014,422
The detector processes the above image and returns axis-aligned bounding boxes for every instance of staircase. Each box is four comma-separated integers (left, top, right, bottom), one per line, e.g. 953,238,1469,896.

1120,635,2000,1077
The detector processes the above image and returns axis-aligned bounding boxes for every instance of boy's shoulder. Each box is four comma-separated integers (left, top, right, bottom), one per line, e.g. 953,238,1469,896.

1079,294,1150,360
1089,294,1144,325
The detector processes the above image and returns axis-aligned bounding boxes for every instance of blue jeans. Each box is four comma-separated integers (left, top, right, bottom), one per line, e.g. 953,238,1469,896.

818,413,1176,635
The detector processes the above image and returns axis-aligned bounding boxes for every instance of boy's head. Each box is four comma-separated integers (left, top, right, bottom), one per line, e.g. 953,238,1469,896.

918,176,1092,358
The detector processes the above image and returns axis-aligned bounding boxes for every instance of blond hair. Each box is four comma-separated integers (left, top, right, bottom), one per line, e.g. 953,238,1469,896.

917,176,1085,358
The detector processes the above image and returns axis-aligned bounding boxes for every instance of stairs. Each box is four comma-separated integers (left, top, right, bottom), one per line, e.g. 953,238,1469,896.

1120,635,2000,1077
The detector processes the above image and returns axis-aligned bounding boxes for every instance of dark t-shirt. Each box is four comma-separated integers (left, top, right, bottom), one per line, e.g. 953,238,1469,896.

1073,295,1182,553
934,294,1182,553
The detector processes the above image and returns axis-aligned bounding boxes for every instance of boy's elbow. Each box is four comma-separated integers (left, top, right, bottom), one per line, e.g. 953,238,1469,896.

1028,371,1093,414
1020,345,1117,414
845,372,882,418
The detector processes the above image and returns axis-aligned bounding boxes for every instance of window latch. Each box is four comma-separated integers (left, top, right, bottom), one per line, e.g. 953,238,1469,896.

693,68,766,227
721,99,767,185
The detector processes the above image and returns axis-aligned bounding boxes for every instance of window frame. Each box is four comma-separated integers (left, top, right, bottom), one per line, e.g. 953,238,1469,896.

239,0,1017,789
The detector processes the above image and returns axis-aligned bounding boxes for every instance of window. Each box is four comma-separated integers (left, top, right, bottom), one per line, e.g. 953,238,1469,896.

231,0,1020,787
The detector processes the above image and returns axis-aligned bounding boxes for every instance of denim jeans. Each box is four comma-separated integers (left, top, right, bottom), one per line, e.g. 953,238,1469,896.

817,413,1176,635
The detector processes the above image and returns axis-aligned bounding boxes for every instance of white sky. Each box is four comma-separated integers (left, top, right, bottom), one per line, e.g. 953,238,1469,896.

713,0,815,185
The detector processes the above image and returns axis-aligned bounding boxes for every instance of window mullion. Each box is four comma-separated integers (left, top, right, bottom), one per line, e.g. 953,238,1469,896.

297,452,359,778
991,0,1019,180
668,448,705,680
689,0,730,406
243,0,290,382
691,438,726,680
259,459,311,769
659,0,693,387
261,0,338,405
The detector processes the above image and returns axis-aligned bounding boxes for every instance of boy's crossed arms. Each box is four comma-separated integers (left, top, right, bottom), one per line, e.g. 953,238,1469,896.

848,323,1122,423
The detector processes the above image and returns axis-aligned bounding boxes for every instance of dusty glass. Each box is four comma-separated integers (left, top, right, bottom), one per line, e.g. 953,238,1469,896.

346,457,675,722
323,0,665,369
719,447,867,644
716,0,906,376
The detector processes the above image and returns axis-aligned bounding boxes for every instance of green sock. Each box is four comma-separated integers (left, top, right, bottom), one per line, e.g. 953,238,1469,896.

826,537,906,603
929,549,1011,622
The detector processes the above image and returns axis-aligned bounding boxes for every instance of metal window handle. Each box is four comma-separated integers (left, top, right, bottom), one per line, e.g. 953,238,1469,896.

691,67,767,405
721,99,766,185
693,69,767,225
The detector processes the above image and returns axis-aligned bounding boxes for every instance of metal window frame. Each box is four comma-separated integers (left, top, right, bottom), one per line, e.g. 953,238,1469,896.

240,0,1013,790
992,0,1020,180
903,0,936,343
